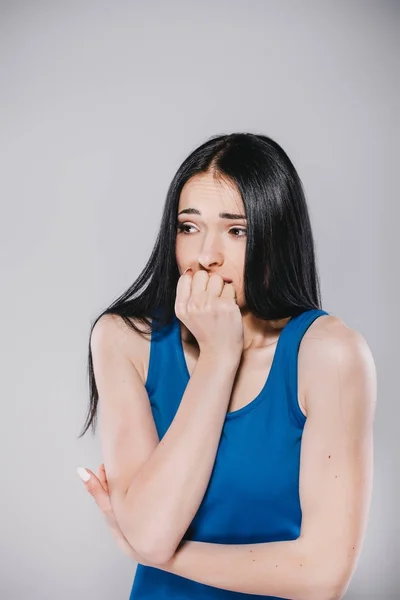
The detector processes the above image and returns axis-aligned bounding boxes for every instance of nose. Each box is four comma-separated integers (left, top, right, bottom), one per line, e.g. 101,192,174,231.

197,234,224,269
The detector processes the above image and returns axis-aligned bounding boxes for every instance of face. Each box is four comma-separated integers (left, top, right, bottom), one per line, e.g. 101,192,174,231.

176,171,247,306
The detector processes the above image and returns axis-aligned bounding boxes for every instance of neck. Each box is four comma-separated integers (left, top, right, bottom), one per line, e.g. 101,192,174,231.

240,307,290,350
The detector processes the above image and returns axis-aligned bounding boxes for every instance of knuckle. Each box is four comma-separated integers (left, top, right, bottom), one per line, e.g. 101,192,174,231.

221,299,236,312
86,482,98,495
187,300,200,313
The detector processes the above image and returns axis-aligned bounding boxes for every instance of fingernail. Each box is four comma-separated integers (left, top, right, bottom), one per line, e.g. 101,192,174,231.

183,267,193,275
77,467,91,482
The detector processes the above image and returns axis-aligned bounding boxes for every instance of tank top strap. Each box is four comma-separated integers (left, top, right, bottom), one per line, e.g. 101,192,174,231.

277,308,330,427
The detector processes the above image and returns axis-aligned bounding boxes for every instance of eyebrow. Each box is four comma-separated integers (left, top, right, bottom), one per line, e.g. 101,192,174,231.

177,208,247,220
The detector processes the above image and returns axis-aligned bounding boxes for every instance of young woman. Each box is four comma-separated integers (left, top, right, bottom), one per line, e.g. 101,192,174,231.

77,133,376,600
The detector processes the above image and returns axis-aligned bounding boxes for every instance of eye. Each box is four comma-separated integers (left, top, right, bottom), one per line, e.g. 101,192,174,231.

177,223,197,234
177,223,247,237
229,227,247,237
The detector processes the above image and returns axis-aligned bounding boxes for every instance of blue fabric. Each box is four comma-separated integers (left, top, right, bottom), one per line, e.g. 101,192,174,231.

129,308,329,599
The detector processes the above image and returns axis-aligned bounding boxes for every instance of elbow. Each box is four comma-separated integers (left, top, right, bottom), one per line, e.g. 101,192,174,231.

321,585,347,600
118,525,174,566
138,526,189,566
304,582,345,600
129,520,178,566
111,491,174,566
300,539,352,600
126,515,184,566
321,562,353,600
301,554,349,600
136,536,176,566
325,576,351,600
304,567,350,600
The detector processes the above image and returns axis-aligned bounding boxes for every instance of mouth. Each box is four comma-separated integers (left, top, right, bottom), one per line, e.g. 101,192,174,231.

223,278,233,284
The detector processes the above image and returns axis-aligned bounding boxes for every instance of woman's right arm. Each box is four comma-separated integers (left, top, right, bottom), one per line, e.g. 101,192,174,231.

91,313,240,566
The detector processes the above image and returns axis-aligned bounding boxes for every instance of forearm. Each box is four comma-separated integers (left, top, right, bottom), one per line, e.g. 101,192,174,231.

156,538,336,600
113,352,239,563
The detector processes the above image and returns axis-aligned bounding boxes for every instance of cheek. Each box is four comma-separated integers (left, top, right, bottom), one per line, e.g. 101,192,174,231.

175,237,194,271
175,235,198,255
227,248,245,279
175,238,186,261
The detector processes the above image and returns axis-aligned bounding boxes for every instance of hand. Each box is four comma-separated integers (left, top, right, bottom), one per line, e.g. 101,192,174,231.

76,464,153,566
175,269,243,359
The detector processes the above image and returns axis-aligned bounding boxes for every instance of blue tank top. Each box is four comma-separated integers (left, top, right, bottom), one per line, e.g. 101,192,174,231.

129,307,329,599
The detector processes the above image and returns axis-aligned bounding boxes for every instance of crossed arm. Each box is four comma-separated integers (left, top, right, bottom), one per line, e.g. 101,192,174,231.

96,317,376,600
147,329,376,600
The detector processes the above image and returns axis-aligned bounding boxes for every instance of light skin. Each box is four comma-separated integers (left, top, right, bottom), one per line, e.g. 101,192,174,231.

175,170,289,351
78,171,377,598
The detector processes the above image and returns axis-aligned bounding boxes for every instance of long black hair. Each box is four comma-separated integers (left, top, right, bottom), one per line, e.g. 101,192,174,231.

78,132,322,438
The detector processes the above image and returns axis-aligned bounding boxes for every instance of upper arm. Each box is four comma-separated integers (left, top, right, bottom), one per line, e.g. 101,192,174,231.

90,314,160,504
297,324,377,598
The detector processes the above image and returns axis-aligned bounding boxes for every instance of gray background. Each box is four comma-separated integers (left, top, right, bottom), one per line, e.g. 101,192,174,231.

0,1,398,598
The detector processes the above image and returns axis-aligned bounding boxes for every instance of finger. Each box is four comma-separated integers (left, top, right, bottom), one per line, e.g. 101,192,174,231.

77,467,111,511
190,270,209,295
98,464,109,493
220,281,237,299
206,273,225,296
175,268,193,315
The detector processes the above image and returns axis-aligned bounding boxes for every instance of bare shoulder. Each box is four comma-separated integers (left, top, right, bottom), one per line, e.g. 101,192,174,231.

299,313,376,415
301,313,373,359
90,313,151,384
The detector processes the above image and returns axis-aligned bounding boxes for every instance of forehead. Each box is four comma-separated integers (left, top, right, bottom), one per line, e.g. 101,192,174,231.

178,172,244,213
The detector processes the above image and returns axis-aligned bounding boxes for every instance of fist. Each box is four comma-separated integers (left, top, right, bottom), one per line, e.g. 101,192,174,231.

175,269,243,358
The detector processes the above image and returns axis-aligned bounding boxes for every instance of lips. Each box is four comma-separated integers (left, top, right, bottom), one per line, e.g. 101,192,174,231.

223,278,233,283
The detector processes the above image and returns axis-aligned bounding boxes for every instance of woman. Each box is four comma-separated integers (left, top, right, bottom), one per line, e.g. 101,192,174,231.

77,133,376,600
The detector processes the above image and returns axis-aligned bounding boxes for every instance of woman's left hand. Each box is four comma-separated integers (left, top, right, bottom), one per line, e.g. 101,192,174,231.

77,464,154,566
